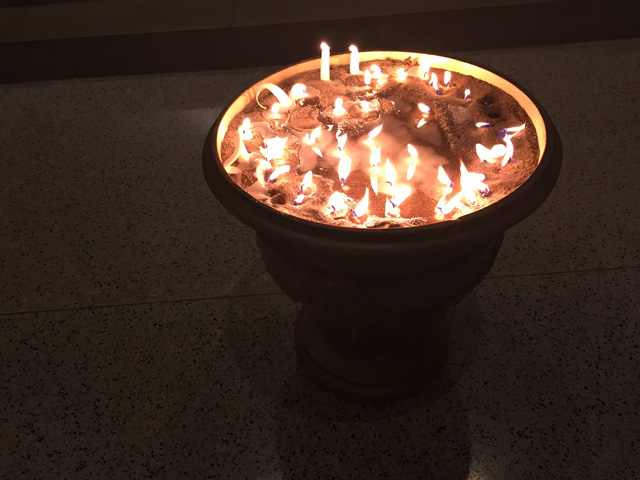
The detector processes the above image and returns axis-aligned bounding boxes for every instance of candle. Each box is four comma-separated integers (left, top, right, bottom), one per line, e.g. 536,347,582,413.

430,72,439,94
349,45,359,75
321,42,330,81
406,144,419,180
338,156,352,184
418,58,430,79
353,188,369,218
268,165,290,183
444,71,452,87
417,103,430,128
464,89,471,99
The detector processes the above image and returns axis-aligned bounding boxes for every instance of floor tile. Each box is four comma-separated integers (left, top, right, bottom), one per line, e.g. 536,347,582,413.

461,40,640,276
0,68,281,313
4,0,234,43
1,267,638,478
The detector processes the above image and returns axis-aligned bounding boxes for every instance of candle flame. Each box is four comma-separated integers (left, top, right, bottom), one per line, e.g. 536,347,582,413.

419,58,431,79
338,156,352,184
460,161,489,201
370,145,381,167
240,117,252,141
268,165,290,183
435,191,464,216
502,135,515,167
396,68,408,82
364,69,371,85
328,191,347,214
270,102,281,117
260,136,288,161
293,193,305,205
370,170,379,194
418,103,430,115
417,103,431,128
385,158,397,186
300,170,313,193
305,125,322,144
406,144,419,180
464,89,471,99
391,184,412,208
368,124,383,139
353,188,370,218
437,166,453,189
290,83,308,101
499,124,525,167
407,143,418,158
359,100,373,113
311,146,323,157
336,131,347,153
333,97,346,116
475,143,506,163
371,65,382,79
385,198,399,217
504,123,526,134
429,72,439,94
476,122,491,128
444,71,451,87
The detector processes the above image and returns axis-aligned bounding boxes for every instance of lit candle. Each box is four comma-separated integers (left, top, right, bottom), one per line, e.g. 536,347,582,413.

406,144,419,180
304,125,322,145
338,156,352,184
349,45,359,75
320,42,330,81
417,103,430,128
336,131,347,154
396,68,408,82
300,170,313,193
385,158,396,186
353,188,369,219
239,117,252,141
444,71,451,87
268,165,290,183
430,72,440,94
364,69,371,86
464,89,471,99
418,58,430,79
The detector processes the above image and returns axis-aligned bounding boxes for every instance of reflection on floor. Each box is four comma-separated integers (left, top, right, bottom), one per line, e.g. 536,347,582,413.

1,39,638,479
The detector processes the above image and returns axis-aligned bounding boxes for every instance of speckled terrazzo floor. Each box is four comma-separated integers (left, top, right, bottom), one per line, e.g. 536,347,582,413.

1,39,639,479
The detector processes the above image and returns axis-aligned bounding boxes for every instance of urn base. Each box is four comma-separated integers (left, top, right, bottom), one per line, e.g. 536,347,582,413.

295,305,451,403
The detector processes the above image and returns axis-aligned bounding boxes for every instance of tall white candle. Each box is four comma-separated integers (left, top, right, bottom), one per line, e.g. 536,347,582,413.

320,42,330,81
349,45,359,75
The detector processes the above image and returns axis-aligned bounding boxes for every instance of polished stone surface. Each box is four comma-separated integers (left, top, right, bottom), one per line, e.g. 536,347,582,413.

1,39,639,478
1,269,638,478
